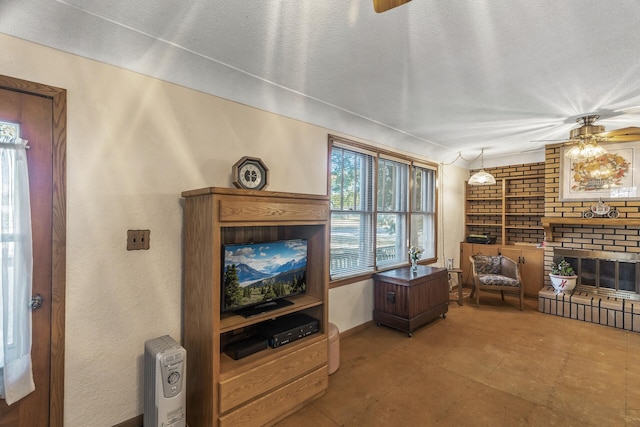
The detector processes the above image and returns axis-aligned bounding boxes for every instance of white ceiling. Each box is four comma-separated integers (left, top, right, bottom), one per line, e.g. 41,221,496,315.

2,0,640,166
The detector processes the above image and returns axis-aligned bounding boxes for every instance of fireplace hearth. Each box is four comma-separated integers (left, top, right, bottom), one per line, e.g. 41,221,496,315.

539,249,640,332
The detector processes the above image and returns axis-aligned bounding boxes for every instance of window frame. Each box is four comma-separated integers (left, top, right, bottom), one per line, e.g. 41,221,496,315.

328,135,439,288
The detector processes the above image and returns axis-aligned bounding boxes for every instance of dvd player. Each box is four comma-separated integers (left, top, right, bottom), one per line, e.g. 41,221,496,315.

256,313,319,348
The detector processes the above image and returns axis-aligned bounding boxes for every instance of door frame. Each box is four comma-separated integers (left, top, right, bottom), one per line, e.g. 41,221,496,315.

0,74,66,426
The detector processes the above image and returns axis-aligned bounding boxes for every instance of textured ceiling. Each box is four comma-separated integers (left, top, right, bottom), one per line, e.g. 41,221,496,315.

2,0,640,166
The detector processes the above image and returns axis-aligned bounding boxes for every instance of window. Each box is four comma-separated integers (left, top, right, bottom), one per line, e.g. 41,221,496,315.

411,165,436,259
330,144,375,278
329,135,438,281
377,157,408,267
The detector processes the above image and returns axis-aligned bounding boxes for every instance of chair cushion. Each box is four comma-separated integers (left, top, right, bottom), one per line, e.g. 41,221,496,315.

474,255,501,274
478,274,520,287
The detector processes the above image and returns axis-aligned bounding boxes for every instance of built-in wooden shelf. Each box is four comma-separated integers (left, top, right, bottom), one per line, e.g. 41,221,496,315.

541,217,640,241
465,173,545,245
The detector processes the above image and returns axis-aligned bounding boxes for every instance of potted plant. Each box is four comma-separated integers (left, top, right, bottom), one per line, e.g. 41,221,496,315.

549,259,577,295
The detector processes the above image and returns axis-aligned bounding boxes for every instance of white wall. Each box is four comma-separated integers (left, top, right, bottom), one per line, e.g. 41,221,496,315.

0,34,467,426
441,164,467,269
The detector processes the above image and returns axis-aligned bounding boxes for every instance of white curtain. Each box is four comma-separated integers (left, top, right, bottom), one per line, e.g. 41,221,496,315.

0,135,34,405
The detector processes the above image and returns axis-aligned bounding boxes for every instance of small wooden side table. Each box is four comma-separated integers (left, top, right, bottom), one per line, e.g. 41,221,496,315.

372,266,448,336
448,268,464,306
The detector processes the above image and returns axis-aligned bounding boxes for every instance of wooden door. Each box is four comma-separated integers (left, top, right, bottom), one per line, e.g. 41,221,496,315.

500,247,544,298
0,76,66,427
520,248,544,297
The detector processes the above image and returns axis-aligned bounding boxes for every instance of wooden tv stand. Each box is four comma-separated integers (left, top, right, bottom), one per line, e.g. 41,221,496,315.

181,187,330,426
373,266,448,336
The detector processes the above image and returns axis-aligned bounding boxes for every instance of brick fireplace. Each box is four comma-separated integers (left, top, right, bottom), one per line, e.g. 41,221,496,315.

538,145,640,331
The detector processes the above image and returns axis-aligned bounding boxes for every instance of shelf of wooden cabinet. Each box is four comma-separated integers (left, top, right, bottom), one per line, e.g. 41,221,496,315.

219,295,323,333
219,333,327,375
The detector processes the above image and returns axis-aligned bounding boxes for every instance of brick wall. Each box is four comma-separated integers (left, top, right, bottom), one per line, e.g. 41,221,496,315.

471,151,640,283
544,144,640,283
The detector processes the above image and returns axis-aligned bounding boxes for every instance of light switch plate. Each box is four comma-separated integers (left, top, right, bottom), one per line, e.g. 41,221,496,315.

127,230,150,250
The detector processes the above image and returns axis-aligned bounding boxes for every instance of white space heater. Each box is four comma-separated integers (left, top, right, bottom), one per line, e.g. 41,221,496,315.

144,335,186,427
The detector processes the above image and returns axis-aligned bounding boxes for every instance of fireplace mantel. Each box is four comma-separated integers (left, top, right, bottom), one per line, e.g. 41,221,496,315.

541,217,640,241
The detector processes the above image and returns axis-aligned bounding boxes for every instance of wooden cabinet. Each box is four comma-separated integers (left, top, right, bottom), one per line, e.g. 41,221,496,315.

460,243,500,286
499,246,544,298
181,187,330,427
372,266,449,336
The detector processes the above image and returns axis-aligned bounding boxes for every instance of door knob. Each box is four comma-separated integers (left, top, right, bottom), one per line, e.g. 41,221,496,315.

30,294,43,310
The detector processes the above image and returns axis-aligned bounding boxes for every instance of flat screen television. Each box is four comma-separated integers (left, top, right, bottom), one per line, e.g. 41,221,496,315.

222,238,308,317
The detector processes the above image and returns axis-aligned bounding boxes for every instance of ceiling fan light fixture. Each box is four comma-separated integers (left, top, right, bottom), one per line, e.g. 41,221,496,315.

569,115,605,139
564,139,608,160
468,148,496,186
564,115,608,160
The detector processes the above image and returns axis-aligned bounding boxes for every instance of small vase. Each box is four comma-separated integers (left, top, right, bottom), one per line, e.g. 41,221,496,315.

411,258,418,272
549,274,577,295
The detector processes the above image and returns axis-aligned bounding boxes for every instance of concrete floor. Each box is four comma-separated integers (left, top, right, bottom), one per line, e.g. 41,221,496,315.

275,291,640,426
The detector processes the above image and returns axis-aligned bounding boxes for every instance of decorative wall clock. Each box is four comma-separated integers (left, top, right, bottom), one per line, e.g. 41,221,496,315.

232,156,269,190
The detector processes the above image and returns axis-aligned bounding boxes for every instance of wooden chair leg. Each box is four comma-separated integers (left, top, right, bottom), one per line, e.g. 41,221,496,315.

475,285,480,307
519,288,524,311
500,290,505,300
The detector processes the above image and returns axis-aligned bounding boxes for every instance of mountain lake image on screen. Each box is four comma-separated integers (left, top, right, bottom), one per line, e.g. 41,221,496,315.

222,238,308,314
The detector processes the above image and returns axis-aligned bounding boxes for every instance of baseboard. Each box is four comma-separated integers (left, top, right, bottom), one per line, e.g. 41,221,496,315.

338,320,374,339
112,414,142,427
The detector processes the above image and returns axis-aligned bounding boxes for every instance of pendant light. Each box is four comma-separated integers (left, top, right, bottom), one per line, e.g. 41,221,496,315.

468,148,496,186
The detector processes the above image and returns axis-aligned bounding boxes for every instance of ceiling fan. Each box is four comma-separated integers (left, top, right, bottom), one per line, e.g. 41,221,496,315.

536,115,640,159
373,0,412,13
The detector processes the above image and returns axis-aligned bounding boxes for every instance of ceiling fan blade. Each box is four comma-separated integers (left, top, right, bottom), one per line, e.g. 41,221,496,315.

607,134,640,142
600,126,640,142
604,126,640,137
373,0,412,13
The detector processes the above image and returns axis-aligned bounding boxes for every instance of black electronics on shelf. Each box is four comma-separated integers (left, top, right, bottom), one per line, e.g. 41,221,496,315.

466,234,496,244
256,313,319,348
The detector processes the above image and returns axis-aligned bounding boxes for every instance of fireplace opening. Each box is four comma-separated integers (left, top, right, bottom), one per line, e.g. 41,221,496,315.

554,249,640,300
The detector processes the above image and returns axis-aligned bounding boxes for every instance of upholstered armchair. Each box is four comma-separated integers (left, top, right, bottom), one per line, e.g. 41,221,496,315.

469,255,523,310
